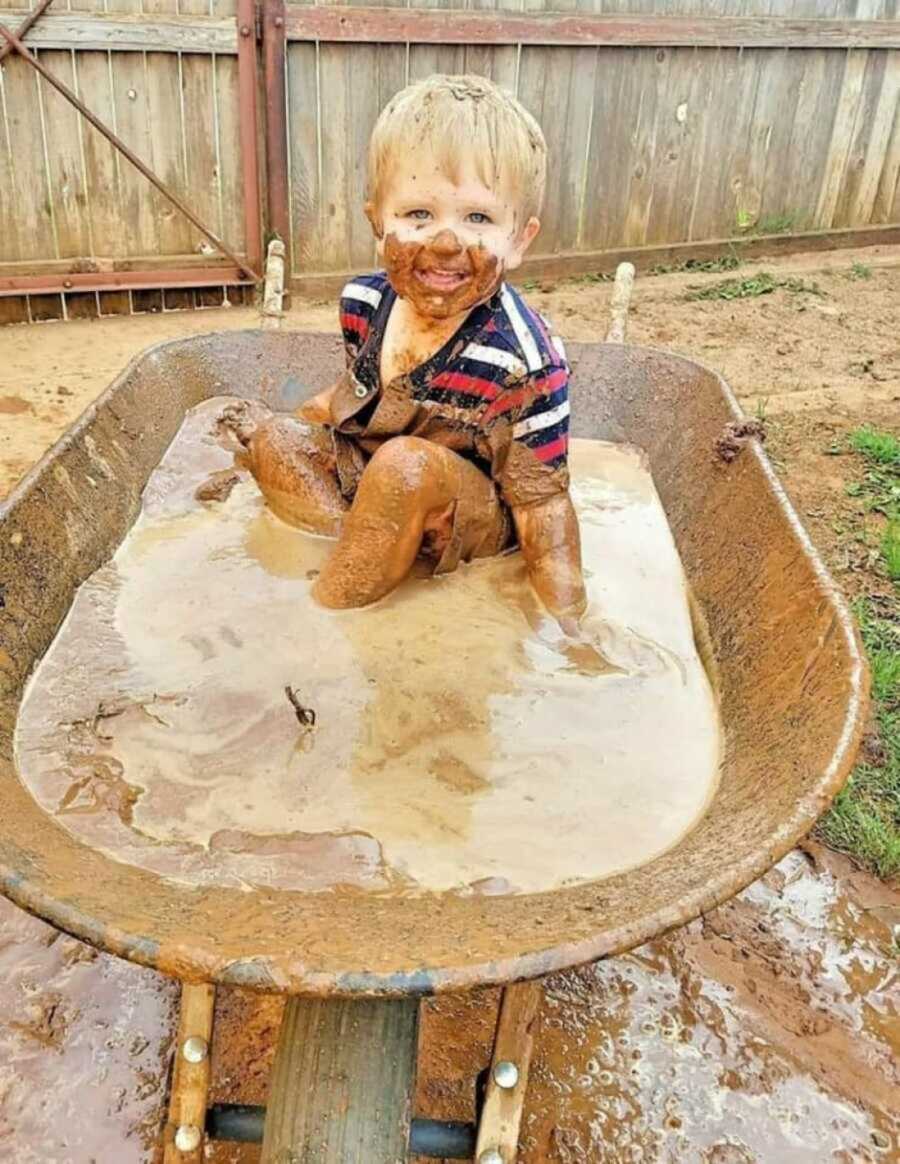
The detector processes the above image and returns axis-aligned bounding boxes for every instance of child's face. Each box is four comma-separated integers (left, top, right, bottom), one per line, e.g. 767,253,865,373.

368,151,540,320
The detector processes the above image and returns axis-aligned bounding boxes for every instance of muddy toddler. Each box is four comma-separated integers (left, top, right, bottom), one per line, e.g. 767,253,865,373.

238,74,590,632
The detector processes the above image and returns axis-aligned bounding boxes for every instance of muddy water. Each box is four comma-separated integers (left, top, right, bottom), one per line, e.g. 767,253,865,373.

0,895,177,1164
15,399,719,894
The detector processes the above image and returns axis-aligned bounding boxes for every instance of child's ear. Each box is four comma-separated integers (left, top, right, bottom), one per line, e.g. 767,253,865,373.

506,216,541,271
364,201,384,240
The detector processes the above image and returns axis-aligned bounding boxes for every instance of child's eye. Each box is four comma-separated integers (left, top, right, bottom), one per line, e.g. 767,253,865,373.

466,212,492,225
406,209,431,221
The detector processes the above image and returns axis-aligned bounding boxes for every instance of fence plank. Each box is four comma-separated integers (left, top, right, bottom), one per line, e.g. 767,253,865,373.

873,50,900,219
844,46,900,221
464,0,519,93
282,7,900,49
180,52,223,258
0,65,21,261
618,46,669,248
815,48,870,226
214,54,244,254
0,11,238,53
35,49,91,257
0,53,55,260
579,44,630,250
286,40,319,270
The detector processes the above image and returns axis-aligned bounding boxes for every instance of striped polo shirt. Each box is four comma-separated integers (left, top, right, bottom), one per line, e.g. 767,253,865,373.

334,271,571,508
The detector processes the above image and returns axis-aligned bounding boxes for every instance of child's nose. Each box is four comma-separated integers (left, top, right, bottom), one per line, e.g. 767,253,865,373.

429,228,463,256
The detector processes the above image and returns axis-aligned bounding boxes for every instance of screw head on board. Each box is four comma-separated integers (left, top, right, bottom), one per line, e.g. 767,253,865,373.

174,1124,202,1152
182,1035,208,1064
479,1151,504,1164
493,1060,519,1090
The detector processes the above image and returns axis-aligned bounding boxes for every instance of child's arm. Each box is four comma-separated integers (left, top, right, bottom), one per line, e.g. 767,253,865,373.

512,493,587,631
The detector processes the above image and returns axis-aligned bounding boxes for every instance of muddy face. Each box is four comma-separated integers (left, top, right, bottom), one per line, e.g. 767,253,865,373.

383,230,502,320
370,148,540,322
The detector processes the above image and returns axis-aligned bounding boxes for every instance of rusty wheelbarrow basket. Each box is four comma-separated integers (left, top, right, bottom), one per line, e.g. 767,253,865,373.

0,330,867,1161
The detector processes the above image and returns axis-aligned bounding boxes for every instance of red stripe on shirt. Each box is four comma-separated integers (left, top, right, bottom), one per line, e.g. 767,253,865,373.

341,311,370,339
482,367,568,422
533,433,568,463
429,370,500,400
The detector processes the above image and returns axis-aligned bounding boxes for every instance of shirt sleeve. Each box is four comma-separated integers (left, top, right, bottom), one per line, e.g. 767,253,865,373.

339,276,383,367
485,364,571,508
339,294,368,368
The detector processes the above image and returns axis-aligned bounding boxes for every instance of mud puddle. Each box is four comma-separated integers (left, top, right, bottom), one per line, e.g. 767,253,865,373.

15,399,719,896
0,895,177,1163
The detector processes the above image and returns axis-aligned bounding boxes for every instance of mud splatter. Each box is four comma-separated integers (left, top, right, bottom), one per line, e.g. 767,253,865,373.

714,419,767,463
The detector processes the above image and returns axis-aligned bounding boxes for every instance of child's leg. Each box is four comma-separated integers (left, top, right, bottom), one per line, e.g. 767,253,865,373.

313,436,505,608
243,415,348,536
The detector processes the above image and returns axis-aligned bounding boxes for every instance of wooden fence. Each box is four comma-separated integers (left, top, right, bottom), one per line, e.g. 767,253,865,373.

1,0,899,302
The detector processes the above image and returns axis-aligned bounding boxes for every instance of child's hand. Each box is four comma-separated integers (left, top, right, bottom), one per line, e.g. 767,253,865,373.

559,608,676,679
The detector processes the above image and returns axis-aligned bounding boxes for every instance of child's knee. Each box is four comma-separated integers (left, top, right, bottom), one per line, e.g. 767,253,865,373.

365,436,447,495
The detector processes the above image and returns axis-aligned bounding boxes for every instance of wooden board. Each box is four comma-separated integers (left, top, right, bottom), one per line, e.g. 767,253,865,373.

475,981,543,1163
0,12,238,54
261,997,419,1163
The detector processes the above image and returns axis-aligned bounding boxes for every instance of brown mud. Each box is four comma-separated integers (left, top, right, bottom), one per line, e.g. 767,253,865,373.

383,230,501,320
15,402,719,895
0,247,898,1160
204,846,899,1164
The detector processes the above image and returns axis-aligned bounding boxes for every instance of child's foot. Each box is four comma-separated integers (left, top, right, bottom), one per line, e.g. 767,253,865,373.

215,400,273,448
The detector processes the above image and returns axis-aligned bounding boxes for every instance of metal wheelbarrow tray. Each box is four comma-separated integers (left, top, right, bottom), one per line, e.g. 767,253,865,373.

0,332,868,1159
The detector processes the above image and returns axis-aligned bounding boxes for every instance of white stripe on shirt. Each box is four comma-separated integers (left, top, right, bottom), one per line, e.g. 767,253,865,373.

462,342,527,378
500,284,542,373
551,335,567,363
513,400,570,439
342,282,383,309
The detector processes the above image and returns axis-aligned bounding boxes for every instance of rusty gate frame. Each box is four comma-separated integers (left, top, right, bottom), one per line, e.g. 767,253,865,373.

0,0,263,300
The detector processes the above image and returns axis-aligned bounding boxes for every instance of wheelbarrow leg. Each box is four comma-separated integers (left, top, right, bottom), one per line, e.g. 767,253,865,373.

261,996,420,1163
163,982,216,1162
476,981,543,1164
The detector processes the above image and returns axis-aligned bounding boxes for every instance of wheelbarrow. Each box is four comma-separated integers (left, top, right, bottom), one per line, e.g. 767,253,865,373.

0,314,867,1160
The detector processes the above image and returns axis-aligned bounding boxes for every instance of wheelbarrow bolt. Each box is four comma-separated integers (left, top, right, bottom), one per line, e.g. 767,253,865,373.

182,1035,209,1063
174,1124,203,1152
479,1150,504,1164
492,1059,519,1090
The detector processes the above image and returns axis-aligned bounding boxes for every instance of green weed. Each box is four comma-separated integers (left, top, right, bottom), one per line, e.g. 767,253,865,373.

817,599,900,880
685,272,823,301
848,261,873,280
649,250,742,277
754,211,804,235
883,522,900,583
734,209,805,235
849,427,900,467
817,430,900,878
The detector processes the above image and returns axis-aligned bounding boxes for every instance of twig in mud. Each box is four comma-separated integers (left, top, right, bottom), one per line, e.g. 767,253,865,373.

285,686,317,730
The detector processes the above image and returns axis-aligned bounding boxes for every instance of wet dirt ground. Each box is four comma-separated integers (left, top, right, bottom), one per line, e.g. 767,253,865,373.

0,246,898,1162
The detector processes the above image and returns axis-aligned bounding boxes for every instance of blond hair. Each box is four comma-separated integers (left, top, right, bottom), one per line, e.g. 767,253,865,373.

368,74,547,224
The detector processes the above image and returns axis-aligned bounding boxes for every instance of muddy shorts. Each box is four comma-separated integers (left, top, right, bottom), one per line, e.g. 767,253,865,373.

333,430,513,576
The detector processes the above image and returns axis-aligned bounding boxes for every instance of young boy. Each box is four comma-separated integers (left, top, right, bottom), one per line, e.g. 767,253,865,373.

240,74,587,631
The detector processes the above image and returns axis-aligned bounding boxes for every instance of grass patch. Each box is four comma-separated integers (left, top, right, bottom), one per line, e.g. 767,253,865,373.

649,250,742,277
849,426,900,467
684,272,824,301
848,261,873,280
817,600,900,880
883,521,900,583
818,428,900,879
735,209,805,235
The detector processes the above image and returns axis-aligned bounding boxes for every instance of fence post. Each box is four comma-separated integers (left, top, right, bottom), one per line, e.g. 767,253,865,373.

263,0,291,275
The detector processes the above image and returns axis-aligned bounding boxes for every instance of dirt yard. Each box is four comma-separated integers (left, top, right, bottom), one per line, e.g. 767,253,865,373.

0,246,898,1162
